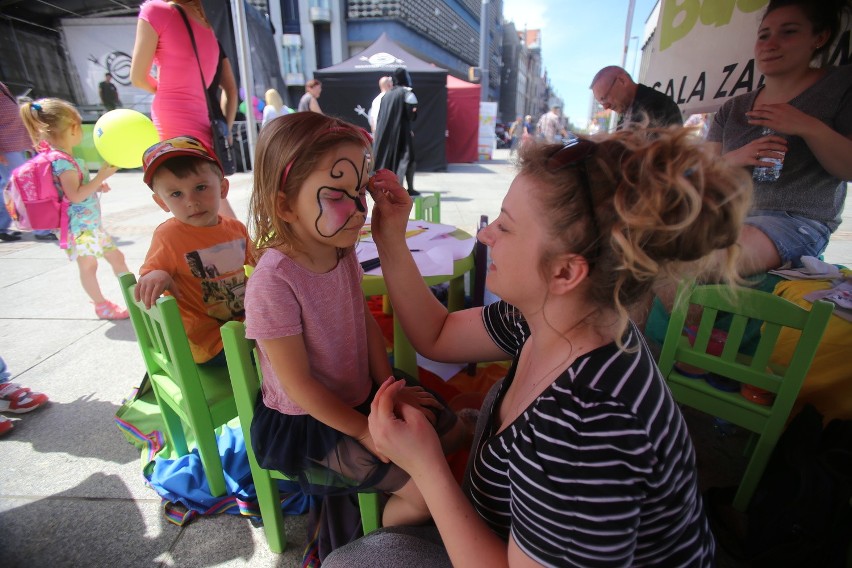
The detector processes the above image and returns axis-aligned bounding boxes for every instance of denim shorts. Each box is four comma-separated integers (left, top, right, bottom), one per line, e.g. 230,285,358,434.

745,210,832,267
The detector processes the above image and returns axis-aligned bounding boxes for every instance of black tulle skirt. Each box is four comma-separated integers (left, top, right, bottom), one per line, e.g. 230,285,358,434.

250,380,458,497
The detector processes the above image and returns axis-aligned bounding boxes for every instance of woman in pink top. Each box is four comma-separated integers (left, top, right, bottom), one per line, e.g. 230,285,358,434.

131,0,237,216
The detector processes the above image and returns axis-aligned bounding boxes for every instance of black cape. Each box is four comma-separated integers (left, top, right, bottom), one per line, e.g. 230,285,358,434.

373,86,416,180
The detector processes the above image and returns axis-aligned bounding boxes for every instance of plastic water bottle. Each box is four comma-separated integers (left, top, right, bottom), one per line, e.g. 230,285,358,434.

753,127,784,182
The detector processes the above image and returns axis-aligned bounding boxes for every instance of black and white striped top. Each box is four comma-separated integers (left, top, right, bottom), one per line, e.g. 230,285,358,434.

465,301,714,567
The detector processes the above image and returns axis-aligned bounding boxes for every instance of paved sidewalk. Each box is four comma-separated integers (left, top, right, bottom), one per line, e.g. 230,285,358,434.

1,148,849,567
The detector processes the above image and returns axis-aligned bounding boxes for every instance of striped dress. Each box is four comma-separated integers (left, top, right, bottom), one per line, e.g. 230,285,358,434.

466,301,715,567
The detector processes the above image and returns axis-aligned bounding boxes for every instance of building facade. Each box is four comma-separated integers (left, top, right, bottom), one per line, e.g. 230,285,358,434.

264,0,505,106
242,1,563,131
346,0,503,100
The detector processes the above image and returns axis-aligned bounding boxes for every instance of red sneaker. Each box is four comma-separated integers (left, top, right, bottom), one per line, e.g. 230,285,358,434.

0,383,49,414
0,415,13,436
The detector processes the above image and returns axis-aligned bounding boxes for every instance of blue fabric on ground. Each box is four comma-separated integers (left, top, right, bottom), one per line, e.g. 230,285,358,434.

147,424,310,521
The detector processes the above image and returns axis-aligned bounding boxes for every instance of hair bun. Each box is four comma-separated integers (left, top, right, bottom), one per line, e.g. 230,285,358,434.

602,128,751,275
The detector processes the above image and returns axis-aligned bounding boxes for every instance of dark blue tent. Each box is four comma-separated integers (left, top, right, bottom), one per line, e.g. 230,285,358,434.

315,33,448,172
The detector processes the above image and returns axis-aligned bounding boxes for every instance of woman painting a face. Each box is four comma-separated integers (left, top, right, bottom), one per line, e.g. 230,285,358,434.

322,125,753,567
705,0,852,276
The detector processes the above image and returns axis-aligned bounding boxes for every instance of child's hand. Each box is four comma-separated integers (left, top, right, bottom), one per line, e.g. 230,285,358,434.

96,162,119,181
395,384,441,427
367,169,412,242
99,182,112,193
134,270,179,309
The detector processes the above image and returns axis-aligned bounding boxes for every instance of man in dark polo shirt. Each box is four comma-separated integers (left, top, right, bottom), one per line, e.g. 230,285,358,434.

591,66,682,129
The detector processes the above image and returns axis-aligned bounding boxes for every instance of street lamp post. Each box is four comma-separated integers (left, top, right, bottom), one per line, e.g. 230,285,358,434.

479,0,490,101
630,35,639,78
230,0,257,166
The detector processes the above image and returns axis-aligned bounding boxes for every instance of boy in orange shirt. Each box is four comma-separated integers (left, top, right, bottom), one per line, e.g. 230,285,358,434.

135,136,250,366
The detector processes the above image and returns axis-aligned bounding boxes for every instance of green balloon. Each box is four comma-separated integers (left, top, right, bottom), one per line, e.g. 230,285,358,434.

239,101,247,115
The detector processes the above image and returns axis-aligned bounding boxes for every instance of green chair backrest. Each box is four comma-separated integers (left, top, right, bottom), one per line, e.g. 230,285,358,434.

658,282,833,510
220,320,380,552
413,193,441,223
119,272,207,406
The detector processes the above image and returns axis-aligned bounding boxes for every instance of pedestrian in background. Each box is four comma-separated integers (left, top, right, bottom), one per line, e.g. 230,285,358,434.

20,97,129,320
130,0,237,218
536,105,567,143
507,114,523,155
522,114,534,147
373,67,418,196
0,81,57,242
369,76,393,134
98,72,122,112
298,79,323,114
261,88,289,128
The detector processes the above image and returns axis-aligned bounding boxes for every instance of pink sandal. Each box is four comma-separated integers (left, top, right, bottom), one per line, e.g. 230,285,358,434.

94,300,129,320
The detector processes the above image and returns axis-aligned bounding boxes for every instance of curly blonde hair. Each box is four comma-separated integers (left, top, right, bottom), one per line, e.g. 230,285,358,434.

248,112,372,262
517,127,752,341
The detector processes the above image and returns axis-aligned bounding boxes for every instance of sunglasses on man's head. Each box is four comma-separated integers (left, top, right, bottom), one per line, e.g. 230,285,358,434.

545,139,602,265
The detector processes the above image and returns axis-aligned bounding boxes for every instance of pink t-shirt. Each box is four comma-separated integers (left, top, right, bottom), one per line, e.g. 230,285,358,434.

139,0,219,146
244,249,372,415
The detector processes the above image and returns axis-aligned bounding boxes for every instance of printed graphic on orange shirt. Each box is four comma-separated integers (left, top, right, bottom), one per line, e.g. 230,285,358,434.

184,238,247,321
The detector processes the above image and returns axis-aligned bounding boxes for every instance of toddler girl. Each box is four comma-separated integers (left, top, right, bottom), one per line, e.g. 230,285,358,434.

20,98,129,319
245,112,467,527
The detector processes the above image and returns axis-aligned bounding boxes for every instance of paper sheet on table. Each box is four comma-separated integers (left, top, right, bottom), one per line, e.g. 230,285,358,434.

356,242,379,263
358,247,453,277
358,246,454,277
422,233,475,260
360,220,458,244
416,354,465,382
414,246,454,276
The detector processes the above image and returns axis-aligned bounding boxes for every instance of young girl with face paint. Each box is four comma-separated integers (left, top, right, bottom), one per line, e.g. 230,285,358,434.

245,112,468,529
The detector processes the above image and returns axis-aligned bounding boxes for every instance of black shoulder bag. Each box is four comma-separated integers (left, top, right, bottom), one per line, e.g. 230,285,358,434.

174,4,236,175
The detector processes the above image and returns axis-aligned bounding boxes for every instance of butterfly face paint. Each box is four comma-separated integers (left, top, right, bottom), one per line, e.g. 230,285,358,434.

314,148,371,238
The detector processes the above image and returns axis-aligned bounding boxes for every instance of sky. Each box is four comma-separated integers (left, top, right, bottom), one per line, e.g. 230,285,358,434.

501,0,659,128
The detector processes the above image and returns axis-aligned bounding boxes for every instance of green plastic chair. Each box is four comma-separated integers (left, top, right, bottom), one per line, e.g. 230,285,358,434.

119,272,236,497
220,320,381,553
413,192,441,223
657,283,834,511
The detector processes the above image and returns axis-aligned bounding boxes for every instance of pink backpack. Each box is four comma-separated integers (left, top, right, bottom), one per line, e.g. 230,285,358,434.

4,149,79,248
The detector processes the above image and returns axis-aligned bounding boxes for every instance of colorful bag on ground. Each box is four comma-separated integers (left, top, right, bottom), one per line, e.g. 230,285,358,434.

115,377,310,526
4,148,76,247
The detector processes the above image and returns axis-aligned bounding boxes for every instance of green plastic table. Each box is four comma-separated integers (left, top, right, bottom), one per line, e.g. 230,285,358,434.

360,227,475,378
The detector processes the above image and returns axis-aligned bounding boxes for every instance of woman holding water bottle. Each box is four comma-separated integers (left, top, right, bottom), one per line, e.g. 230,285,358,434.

707,0,852,274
